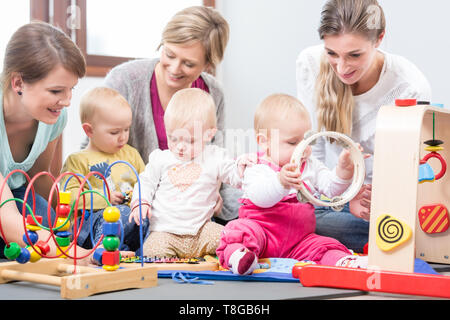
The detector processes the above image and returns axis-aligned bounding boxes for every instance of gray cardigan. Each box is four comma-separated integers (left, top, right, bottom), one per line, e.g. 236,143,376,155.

104,58,225,163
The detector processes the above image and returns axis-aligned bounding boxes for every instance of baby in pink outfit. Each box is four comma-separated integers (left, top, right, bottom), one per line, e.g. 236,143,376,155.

216,93,368,275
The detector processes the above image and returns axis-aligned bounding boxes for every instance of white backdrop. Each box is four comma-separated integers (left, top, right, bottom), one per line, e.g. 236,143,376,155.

65,0,450,161
218,0,450,132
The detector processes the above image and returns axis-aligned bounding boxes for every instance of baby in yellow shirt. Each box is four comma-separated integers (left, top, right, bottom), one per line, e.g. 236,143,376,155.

61,87,146,252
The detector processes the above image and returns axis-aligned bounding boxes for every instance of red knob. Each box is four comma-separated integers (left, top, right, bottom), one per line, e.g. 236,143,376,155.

395,99,417,107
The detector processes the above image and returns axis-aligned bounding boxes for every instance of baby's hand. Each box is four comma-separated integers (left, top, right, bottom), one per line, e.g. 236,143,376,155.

110,191,125,205
213,192,224,217
120,251,135,259
129,202,152,225
237,153,258,178
279,163,303,190
336,144,370,181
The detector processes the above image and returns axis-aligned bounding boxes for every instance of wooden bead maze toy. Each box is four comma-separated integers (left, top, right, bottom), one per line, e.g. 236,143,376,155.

290,130,366,211
0,160,217,299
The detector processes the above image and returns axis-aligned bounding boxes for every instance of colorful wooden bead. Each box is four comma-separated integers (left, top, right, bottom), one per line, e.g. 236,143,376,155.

93,248,105,265
22,231,39,245
102,264,119,271
55,217,71,231
59,191,71,205
103,206,120,223
425,146,444,152
35,240,50,255
102,250,120,266
376,214,412,252
56,236,71,247
56,231,72,238
102,222,121,237
26,224,41,232
57,204,71,217
26,215,43,226
56,246,69,258
418,204,449,234
27,246,42,263
16,247,31,264
424,139,444,147
4,242,22,260
102,236,120,251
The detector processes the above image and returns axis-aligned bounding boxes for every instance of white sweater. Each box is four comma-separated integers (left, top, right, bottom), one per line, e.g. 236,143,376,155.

131,145,242,235
242,156,351,209
296,45,432,184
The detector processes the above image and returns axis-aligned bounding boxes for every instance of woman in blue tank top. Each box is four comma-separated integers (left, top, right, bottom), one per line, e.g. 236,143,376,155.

0,21,89,261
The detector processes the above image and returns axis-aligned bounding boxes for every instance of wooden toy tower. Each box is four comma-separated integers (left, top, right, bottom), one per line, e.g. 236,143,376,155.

368,100,450,273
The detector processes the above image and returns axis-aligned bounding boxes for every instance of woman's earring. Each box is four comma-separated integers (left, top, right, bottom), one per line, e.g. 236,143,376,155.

17,91,22,96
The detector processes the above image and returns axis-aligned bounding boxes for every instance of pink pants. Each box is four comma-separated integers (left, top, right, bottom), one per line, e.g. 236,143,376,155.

216,198,351,268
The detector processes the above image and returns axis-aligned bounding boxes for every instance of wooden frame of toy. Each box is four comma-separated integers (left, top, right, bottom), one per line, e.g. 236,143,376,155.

0,163,218,299
293,100,450,299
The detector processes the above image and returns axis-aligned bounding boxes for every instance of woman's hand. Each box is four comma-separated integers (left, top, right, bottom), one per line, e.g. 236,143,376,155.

336,144,370,181
349,184,371,221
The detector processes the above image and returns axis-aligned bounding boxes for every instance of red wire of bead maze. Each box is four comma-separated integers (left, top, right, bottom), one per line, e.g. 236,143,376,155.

0,169,112,272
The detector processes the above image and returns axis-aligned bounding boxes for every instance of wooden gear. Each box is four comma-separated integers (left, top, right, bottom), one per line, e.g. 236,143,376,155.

290,130,366,211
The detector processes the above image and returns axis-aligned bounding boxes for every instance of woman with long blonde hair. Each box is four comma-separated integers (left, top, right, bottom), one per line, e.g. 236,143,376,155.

296,0,431,252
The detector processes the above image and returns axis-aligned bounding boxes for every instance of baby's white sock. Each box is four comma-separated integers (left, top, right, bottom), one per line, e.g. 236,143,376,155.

335,255,368,269
228,248,258,275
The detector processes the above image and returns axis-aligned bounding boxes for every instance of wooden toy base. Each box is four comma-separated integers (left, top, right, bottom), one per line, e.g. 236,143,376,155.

0,259,158,299
0,258,220,299
294,265,450,299
119,260,219,271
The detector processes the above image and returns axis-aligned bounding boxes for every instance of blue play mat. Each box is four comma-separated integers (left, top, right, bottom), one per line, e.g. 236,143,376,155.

158,258,439,284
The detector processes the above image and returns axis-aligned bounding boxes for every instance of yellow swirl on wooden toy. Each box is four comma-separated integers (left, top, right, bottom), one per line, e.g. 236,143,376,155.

376,214,412,252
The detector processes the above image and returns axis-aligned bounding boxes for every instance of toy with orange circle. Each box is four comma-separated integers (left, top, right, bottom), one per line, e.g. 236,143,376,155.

293,100,450,299
418,111,447,183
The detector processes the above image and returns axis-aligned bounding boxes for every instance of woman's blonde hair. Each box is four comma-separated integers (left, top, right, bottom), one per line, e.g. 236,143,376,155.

1,21,86,92
79,87,130,124
315,0,385,135
164,88,217,130
159,6,229,71
255,93,310,136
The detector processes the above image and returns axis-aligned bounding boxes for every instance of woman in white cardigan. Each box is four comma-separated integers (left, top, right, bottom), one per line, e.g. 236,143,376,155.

296,0,431,252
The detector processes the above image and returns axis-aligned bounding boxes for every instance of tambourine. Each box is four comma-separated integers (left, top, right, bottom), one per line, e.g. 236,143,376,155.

290,130,366,211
